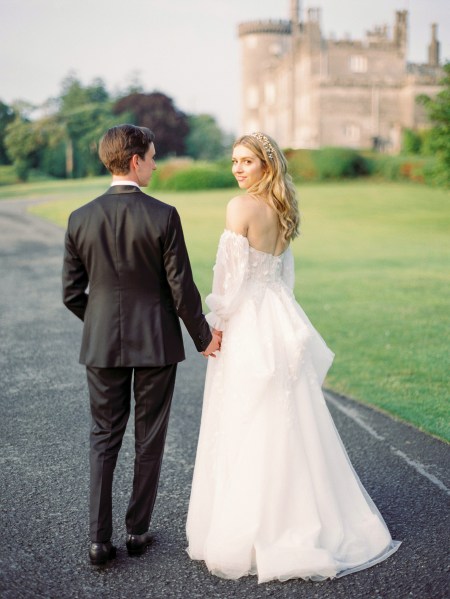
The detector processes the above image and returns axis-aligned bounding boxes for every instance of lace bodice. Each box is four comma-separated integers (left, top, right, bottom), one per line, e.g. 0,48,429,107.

247,246,284,285
205,230,294,331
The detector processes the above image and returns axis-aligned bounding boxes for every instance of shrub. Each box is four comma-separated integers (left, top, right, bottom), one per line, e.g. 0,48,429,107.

370,154,437,185
15,159,32,182
150,158,193,188
149,160,235,191
285,147,438,186
284,149,318,182
402,128,422,154
420,129,435,156
372,155,403,181
163,165,235,191
313,147,370,180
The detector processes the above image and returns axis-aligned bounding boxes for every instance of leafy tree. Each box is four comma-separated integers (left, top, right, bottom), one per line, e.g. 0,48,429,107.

57,74,112,177
401,128,422,155
0,101,14,164
45,74,127,177
417,62,450,186
5,75,128,180
85,77,110,104
185,114,228,160
4,115,42,180
113,92,189,158
419,129,434,156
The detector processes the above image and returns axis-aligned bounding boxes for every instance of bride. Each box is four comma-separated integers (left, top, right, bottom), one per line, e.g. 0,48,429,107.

186,132,400,583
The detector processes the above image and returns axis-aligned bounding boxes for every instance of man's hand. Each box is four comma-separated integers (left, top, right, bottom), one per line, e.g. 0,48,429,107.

202,330,222,358
212,328,222,343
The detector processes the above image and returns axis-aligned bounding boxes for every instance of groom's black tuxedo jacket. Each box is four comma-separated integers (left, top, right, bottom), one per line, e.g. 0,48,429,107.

62,185,211,367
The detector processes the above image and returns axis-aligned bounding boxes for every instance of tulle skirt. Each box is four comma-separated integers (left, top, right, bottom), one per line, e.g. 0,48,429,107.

186,286,400,583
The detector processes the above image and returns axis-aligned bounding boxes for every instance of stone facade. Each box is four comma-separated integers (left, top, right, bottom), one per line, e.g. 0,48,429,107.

238,2,444,152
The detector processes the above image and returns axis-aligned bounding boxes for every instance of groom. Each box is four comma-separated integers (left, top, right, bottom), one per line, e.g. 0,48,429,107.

62,124,220,565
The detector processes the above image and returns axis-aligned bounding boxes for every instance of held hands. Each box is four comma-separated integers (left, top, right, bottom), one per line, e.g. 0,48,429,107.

202,329,222,358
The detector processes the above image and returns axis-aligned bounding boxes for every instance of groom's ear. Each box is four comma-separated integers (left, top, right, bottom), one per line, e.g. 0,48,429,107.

130,154,139,171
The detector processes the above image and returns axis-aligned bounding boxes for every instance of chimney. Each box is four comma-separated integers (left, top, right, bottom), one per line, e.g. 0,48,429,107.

291,0,300,26
428,23,440,66
393,10,408,53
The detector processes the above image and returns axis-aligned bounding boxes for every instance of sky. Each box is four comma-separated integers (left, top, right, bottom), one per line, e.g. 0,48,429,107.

0,0,448,134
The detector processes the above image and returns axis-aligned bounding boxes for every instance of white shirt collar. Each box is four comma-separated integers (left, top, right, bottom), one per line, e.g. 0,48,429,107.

110,180,140,188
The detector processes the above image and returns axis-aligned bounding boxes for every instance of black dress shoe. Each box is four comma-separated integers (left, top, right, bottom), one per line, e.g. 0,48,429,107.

89,541,117,565
126,531,153,556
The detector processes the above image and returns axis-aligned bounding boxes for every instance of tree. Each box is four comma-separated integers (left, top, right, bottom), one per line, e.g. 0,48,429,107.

417,62,450,186
4,75,128,180
41,73,127,178
113,92,189,158
0,101,14,164
401,128,422,155
57,74,113,177
4,115,41,181
185,114,228,160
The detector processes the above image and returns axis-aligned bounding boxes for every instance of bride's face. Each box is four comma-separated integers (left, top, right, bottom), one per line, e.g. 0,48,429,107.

232,144,265,190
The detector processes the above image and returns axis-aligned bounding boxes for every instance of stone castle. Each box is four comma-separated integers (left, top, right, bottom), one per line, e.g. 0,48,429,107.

238,1,444,152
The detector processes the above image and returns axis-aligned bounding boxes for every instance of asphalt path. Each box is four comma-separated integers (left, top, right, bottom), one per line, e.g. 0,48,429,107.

0,198,448,599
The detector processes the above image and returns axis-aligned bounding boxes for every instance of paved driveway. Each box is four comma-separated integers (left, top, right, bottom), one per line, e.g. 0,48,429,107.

0,199,448,599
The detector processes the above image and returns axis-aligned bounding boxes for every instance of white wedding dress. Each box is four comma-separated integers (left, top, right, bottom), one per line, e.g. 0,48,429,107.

186,230,400,583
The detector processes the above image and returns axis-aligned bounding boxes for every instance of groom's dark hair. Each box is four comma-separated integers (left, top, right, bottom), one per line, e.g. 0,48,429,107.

99,124,155,175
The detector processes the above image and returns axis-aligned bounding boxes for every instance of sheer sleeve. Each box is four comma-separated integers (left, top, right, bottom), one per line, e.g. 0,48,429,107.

205,230,249,331
281,247,295,292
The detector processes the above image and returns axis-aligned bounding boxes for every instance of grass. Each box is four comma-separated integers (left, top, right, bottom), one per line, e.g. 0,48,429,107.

23,179,450,442
0,175,111,201
0,165,19,186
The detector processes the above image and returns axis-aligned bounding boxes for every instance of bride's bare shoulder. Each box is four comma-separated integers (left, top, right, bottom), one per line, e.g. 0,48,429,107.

227,194,261,214
227,194,257,207
226,195,256,235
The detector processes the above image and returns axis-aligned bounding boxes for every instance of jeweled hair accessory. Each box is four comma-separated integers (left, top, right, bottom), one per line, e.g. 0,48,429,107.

251,132,275,160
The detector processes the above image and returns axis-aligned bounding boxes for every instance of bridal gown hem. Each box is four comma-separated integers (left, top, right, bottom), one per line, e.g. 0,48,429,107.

186,230,400,583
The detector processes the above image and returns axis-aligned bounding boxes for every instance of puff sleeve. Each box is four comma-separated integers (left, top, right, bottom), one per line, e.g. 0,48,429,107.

205,230,249,331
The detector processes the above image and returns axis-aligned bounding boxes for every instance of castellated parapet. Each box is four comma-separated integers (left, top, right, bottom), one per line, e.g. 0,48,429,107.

238,21,292,36
238,6,444,152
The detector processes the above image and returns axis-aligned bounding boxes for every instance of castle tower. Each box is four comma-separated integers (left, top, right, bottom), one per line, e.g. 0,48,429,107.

238,20,291,135
393,10,408,56
428,23,440,66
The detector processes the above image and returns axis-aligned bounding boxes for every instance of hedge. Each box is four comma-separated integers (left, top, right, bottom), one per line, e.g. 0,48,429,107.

149,160,235,191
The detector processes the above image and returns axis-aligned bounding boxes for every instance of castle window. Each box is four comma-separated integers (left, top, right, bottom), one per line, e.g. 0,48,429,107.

270,43,282,57
247,86,259,109
246,35,258,49
343,123,361,141
350,55,368,73
265,83,276,105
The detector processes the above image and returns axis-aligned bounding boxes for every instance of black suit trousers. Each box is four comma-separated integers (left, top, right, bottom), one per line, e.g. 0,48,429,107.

86,364,177,542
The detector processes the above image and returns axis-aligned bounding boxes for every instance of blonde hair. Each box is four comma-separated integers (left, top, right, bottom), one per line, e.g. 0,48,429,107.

233,133,300,240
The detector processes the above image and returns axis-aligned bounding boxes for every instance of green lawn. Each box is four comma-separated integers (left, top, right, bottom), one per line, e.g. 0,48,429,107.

25,179,450,442
0,175,111,201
